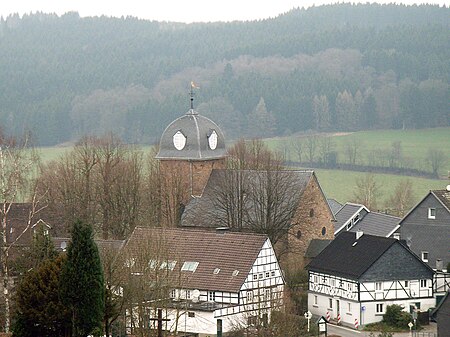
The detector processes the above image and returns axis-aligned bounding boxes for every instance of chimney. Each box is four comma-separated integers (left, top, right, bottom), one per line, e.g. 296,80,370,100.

356,230,363,240
436,259,443,271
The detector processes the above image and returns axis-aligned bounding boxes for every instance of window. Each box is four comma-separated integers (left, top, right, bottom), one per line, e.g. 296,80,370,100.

329,298,333,309
330,279,336,287
181,261,199,272
258,273,263,279
404,281,409,288
271,271,275,277
296,230,302,239
160,260,177,271
321,227,327,236
420,279,427,288
375,282,382,291
213,268,220,274
185,290,191,299
376,303,384,313
170,289,177,298
265,289,271,300
348,302,352,312
232,270,239,276
314,275,318,283
346,222,352,230
314,295,318,305
265,271,270,278
428,208,436,219
253,274,258,280
421,251,429,263
310,209,314,217
209,291,216,302
188,312,195,318
148,259,157,270
246,291,253,302
393,233,400,240
347,283,352,291
353,213,360,224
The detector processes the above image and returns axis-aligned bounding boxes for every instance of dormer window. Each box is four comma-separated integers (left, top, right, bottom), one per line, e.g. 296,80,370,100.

428,208,436,219
421,251,429,263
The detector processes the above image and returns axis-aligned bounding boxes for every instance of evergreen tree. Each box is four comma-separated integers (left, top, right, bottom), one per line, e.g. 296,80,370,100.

60,220,105,337
12,255,71,337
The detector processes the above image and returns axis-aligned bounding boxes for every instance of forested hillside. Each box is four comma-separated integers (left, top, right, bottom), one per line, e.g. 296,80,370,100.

0,4,448,145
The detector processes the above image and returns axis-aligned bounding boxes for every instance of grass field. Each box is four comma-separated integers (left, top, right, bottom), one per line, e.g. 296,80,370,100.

313,169,447,207
266,127,450,175
37,128,449,208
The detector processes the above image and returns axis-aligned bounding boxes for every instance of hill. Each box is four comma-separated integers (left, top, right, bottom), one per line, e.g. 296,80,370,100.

0,4,449,145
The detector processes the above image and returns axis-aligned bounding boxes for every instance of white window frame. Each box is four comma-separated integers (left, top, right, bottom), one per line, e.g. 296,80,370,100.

314,295,318,305
181,261,199,272
420,279,427,288
329,298,333,309
348,302,351,312
421,251,429,263
375,282,382,291
428,208,436,219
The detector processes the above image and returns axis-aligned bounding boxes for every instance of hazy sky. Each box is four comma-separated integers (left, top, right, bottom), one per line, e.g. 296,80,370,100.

2,0,449,23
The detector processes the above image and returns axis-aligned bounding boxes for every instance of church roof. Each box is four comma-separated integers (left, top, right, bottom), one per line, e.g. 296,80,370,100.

156,109,226,161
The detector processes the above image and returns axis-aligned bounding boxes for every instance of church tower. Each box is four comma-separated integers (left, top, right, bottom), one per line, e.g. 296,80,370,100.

156,90,226,226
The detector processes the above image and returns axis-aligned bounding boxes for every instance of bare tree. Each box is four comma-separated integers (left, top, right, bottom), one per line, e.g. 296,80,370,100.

36,134,145,240
318,136,336,168
291,138,303,164
385,179,414,217
426,148,446,178
0,132,42,332
344,138,363,166
304,134,318,164
352,173,382,210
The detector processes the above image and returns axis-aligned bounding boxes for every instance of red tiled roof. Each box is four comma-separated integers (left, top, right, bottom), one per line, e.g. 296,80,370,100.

122,227,268,293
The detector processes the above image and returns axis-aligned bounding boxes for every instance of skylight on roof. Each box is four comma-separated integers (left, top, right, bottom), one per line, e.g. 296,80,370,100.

160,260,177,271
181,261,199,272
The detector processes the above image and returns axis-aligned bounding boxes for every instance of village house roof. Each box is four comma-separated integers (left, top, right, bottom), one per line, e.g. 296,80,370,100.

327,198,343,215
305,239,332,259
122,227,269,294
155,109,226,161
307,231,433,280
432,189,450,211
334,202,400,237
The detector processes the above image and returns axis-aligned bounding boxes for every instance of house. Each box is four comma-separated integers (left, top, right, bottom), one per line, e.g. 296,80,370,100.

399,188,450,298
333,202,400,238
307,231,435,327
120,227,284,336
430,289,450,336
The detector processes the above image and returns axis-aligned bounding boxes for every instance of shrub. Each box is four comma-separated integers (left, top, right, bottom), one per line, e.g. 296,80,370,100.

383,305,412,329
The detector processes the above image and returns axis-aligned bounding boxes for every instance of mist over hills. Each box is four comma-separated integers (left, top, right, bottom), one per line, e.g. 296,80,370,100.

0,4,448,145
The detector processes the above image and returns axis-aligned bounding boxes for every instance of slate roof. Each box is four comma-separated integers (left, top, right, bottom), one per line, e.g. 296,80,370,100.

305,239,332,259
181,169,314,228
122,227,268,293
327,198,343,215
334,202,400,237
333,203,366,232
307,231,398,279
156,110,226,161
432,189,450,212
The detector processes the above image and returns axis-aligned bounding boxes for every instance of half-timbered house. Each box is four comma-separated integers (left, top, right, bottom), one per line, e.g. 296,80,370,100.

307,231,434,327
121,227,284,336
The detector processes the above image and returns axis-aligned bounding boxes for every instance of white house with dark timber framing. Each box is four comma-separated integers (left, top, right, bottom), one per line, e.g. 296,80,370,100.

307,232,434,327
121,227,284,336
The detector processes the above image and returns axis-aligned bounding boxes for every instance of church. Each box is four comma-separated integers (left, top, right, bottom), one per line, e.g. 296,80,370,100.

154,91,335,270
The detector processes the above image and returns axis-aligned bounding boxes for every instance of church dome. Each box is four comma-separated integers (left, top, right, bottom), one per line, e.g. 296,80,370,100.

156,109,226,160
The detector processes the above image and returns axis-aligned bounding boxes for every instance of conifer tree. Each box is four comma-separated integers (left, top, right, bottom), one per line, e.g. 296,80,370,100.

60,220,105,336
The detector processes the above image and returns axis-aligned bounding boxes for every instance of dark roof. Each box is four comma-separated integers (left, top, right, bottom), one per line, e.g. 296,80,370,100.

122,227,269,293
156,110,226,161
333,203,365,232
307,231,398,279
305,239,332,258
345,212,400,237
3,203,66,246
327,198,343,215
181,169,313,228
430,289,450,321
432,189,450,212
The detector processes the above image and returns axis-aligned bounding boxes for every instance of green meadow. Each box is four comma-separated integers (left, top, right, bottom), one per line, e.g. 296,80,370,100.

37,128,449,207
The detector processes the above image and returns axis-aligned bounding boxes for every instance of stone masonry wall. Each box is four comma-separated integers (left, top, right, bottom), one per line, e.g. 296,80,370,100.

285,174,335,270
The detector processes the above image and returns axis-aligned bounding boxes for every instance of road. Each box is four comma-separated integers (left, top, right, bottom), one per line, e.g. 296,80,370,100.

327,323,436,337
